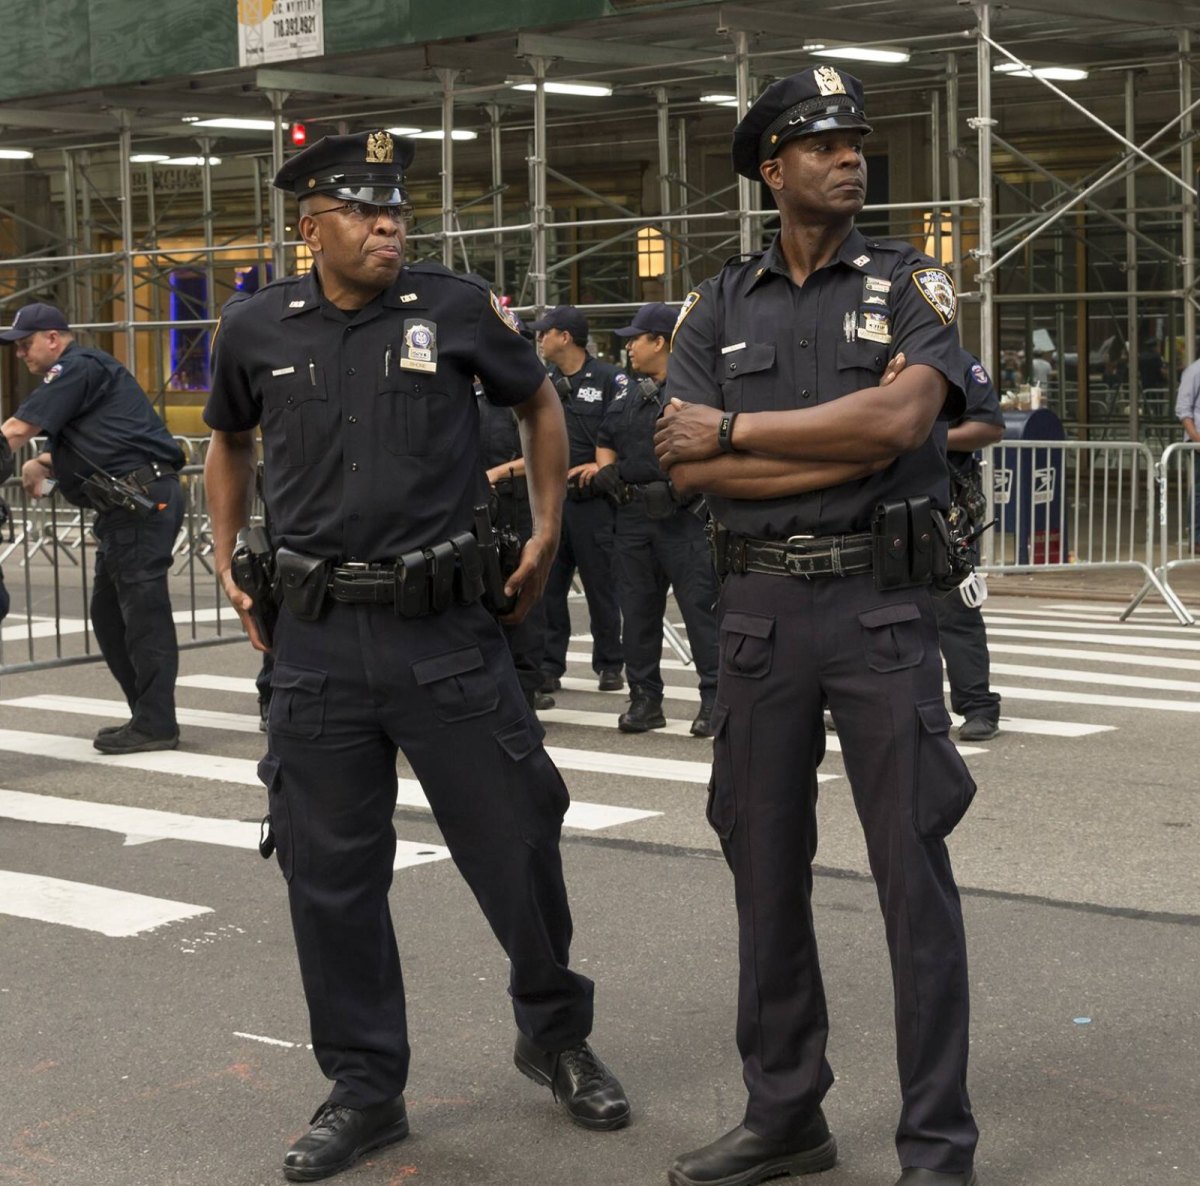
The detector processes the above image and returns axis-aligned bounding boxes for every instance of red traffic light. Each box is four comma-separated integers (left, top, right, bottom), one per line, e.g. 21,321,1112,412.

291,122,307,146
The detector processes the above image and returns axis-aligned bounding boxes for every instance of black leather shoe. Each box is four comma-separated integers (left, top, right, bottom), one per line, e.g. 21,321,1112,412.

513,1033,631,1130
533,690,556,711
96,721,132,738
669,1116,837,1186
598,668,625,692
895,1170,978,1186
540,672,562,693
690,704,716,738
283,1096,409,1181
618,695,666,733
93,726,179,754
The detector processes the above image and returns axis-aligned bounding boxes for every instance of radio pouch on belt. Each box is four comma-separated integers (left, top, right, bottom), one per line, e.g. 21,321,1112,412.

642,481,677,520
396,549,429,618
275,547,331,621
426,540,457,613
907,496,936,585
449,531,485,605
871,501,914,590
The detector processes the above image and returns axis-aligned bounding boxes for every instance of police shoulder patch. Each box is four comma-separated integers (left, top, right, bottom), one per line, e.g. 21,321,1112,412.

488,289,521,334
671,290,702,349
43,363,64,383
912,267,957,325
970,362,990,386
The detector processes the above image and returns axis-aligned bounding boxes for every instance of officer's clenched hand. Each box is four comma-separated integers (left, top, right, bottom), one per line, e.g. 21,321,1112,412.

654,398,724,468
880,351,907,386
219,567,270,653
498,533,555,626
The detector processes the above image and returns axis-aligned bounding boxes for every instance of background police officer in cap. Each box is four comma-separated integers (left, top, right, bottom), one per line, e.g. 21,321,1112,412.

593,301,720,736
203,130,629,1183
529,304,626,693
1,302,185,753
655,66,980,1186
937,353,1004,742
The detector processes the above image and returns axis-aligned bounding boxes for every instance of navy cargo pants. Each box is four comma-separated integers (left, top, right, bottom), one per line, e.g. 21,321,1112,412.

708,570,978,1174
613,503,719,704
259,598,594,1108
90,476,183,738
934,592,1001,722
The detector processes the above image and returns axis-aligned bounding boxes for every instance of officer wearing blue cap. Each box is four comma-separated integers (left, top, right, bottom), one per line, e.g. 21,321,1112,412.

656,66,979,1186
527,304,626,694
592,302,720,735
204,130,629,1182
1,302,185,753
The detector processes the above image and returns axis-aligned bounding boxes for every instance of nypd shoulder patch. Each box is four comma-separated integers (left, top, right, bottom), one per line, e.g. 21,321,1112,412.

912,267,957,325
970,362,990,386
671,290,702,349
488,290,521,334
43,363,64,384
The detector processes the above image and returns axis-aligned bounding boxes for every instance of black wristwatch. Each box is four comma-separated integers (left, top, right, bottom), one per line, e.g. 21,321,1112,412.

717,412,739,453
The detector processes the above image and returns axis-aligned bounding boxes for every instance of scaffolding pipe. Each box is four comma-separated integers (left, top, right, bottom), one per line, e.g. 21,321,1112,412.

1182,30,1196,360
975,4,996,376
733,30,755,257
676,115,694,291
529,57,549,310
117,114,136,370
946,54,964,295
269,90,287,280
438,68,457,269
656,87,674,302
488,104,505,293
1126,71,1140,442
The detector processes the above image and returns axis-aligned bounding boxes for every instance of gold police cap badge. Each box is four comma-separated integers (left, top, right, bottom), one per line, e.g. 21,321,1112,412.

814,66,847,96
366,130,394,164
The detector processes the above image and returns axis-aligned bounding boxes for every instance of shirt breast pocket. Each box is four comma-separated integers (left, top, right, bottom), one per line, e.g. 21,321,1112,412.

836,339,888,395
262,366,329,468
720,342,776,412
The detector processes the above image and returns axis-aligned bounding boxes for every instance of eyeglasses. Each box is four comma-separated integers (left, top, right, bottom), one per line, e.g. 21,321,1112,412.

309,201,414,225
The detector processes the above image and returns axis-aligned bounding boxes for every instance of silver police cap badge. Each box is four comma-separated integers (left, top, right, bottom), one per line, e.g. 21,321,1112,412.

912,267,957,325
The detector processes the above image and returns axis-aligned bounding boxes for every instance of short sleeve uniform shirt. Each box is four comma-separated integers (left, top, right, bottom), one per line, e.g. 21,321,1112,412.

204,263,546,561
15,342,183,503
666,228,964,537
597,375,671,484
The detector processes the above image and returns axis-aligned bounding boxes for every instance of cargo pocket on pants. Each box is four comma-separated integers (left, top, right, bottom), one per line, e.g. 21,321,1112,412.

495,715,569,837
912,699,977,839
859,602,924,672
705,702,736,839
720,612,775,679
257,752,293,882
413,645,500,722
268,662,327,739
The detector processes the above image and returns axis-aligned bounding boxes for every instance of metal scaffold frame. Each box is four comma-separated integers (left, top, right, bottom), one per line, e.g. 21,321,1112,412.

0,2,1196,444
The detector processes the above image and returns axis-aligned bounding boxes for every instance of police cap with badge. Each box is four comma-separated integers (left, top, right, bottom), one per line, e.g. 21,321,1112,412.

273,129,415,205
731,65,872,180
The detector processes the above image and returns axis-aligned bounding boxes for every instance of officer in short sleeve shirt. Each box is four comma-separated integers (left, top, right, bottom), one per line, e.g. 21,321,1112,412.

528,304,626,691
934,354,1004,741
656,67,979,1186
204,131,628,1183
1,303,185,752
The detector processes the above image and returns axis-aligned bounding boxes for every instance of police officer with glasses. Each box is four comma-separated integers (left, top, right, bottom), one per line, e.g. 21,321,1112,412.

204,130,629,1184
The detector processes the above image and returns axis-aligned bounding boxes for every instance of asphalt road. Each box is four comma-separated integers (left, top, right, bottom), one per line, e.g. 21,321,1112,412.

1,591,1197,1186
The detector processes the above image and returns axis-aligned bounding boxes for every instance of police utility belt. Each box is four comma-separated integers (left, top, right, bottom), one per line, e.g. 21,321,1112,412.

710,496,973,593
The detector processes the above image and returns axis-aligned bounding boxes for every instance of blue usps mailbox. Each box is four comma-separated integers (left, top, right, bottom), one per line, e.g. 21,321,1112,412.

997,409,1068,564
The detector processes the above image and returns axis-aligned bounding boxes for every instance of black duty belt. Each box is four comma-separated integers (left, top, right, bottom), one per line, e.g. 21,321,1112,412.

724,531,874,578
565,480,601,502
124,462,178,489
324,532,484,618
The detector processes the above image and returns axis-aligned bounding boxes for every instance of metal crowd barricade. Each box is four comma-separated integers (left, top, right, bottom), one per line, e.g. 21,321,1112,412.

1128,440,1200,622
0,464,254,677
978,438,1194,626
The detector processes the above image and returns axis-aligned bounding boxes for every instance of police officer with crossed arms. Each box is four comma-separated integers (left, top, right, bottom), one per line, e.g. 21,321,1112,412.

204,130,628,1183
656,66,981,1186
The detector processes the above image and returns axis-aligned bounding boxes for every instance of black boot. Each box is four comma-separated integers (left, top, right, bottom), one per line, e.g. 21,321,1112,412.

690,700,717,738
618,694,666,733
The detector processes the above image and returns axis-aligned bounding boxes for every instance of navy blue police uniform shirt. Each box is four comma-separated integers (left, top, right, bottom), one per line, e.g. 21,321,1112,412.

475,384,523,470
948,356,1004,476
546,357,627,468
15,342,183,504
204,262,547,562
666,228,965,538
598,374,672,484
